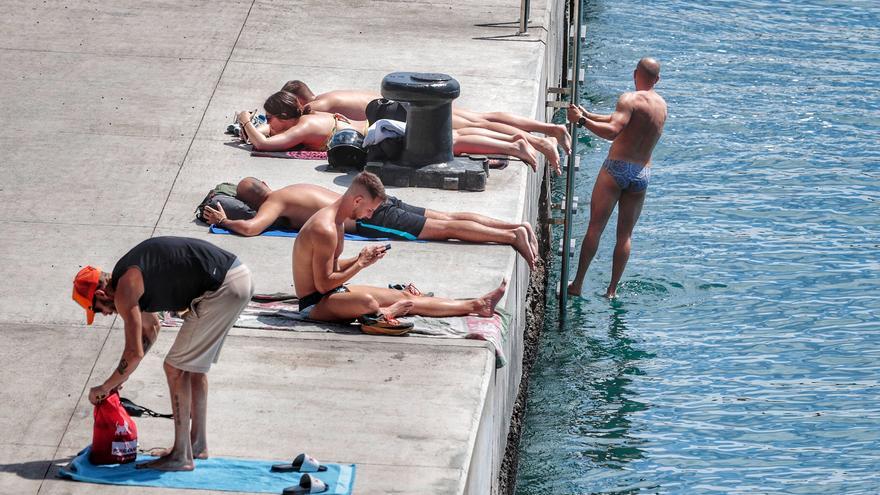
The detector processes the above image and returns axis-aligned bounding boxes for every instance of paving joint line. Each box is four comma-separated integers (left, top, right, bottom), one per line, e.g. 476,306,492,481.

39,322,115,492
150,0,257,238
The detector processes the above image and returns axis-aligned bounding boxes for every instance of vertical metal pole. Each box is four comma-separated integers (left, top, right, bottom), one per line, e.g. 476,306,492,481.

560,0,572,90
559,0,583,321
517,0,530,34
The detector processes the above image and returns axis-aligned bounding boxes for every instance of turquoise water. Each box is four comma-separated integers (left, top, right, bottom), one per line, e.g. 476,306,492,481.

516,1,880,493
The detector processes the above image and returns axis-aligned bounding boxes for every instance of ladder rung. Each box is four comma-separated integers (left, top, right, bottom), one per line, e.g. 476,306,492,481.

547,87,571,95
557,238,576,257
562,156,581,172
569,26,586,39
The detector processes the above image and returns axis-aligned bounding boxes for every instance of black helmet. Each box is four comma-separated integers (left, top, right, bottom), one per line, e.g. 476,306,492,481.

327,129,367,170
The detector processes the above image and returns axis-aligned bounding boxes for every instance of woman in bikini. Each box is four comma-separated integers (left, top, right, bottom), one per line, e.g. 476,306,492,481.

238,91,365,152
237,91,545,170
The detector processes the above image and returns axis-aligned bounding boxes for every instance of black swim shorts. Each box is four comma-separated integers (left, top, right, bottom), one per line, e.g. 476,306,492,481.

355,196,427,240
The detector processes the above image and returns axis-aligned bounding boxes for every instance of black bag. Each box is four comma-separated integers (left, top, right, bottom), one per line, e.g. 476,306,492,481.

195,183,256,223
120,397,173,419
366,138,405,162
365,98,409,124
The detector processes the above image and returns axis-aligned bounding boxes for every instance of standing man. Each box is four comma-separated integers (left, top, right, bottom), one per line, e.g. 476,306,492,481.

72,237,254,471
292,172,507,334
566,57,667,298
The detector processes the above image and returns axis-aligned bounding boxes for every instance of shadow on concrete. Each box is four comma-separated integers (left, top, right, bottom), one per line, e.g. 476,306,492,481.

0,455,74,481
330,171,360,188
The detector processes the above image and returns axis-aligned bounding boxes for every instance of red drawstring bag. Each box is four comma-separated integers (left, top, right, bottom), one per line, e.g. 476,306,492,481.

89,392,138,465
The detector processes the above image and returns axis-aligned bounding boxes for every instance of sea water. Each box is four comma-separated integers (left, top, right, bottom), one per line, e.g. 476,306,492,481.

516,1,880,493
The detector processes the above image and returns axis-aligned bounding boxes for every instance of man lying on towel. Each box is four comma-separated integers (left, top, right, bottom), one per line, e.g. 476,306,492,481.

202,177,537,269
292,171,506,335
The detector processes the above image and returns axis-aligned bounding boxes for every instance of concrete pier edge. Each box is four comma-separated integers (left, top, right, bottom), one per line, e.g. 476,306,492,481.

0,0,566,493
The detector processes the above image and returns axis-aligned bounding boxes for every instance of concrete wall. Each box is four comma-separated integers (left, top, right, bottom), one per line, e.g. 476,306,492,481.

0,0,567,493
466,1,566,493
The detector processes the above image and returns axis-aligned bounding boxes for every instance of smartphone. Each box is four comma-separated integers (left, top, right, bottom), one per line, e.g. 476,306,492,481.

383,243,392,251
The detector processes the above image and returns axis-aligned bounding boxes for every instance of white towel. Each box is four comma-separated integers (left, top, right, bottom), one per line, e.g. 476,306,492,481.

363,119,407,146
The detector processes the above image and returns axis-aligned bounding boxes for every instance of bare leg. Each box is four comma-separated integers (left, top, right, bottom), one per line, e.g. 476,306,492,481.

137,362,194,471
189,373,209,459
453,132,538,171
567,168,621,296
455,108,572,153
424,209,539,256
606,188,646,298
309,281,508,320
419,219,535,269
454,127,557,170
424,209,518,229
453,119,560,171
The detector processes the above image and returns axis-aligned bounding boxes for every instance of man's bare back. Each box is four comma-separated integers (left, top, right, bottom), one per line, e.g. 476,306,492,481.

268,184,340,229
607,90,667,165
306,90,378,120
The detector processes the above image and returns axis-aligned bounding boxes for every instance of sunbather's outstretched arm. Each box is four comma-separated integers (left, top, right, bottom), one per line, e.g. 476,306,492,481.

203,200,285,237
237,110,314,152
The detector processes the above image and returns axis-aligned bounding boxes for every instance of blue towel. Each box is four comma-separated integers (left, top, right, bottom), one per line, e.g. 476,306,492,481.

59,446,356,494
210,224,387,241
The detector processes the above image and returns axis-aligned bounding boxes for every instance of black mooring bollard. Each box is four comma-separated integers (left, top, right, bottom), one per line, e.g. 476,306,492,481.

381,72,459,167
366,71,488,191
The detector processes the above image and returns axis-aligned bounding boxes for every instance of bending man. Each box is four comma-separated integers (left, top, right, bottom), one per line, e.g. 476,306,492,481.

72,237,254,471
565,57,667,298
202,177,537,268
292,172,507,333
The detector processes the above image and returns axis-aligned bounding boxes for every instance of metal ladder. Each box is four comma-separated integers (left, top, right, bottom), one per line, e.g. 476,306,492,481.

521,0,585,319
549,0,585,321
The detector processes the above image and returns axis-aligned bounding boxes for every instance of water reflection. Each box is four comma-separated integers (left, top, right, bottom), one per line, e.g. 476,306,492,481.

577,301,652,468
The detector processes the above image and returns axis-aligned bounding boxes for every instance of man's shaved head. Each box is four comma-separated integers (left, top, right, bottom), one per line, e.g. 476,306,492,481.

637,57,661,81
236,177,271,209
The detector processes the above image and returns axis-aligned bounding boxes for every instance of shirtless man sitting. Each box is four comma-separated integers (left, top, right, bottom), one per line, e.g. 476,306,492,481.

203,177,538,268
565,57,668,298
292,171,507,334
279,80,571,173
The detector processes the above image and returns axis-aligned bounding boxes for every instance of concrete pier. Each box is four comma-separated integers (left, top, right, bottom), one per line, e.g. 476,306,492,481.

0,1,564,493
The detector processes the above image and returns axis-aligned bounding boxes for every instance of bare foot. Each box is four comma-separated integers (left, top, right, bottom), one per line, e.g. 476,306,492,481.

147,447,171,457
382,299,414,319
521,222,539,257
191,441,209,460
137,452,194,471
475,278,508,317
567,282,583,296
511,227,536,270
533,136,561,174
512,138,539,171
550,124,572,154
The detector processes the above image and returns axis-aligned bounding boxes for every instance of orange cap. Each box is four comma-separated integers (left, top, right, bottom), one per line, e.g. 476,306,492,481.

72,266,101,325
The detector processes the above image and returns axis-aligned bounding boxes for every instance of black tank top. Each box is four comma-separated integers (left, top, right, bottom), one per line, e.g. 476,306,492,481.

111,237,237,312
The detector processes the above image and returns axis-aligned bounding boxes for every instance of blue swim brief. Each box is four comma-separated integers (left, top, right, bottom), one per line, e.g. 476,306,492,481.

602,158,651,192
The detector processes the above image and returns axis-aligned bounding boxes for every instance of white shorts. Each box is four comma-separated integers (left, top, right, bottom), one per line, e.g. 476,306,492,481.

164,264,254,373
